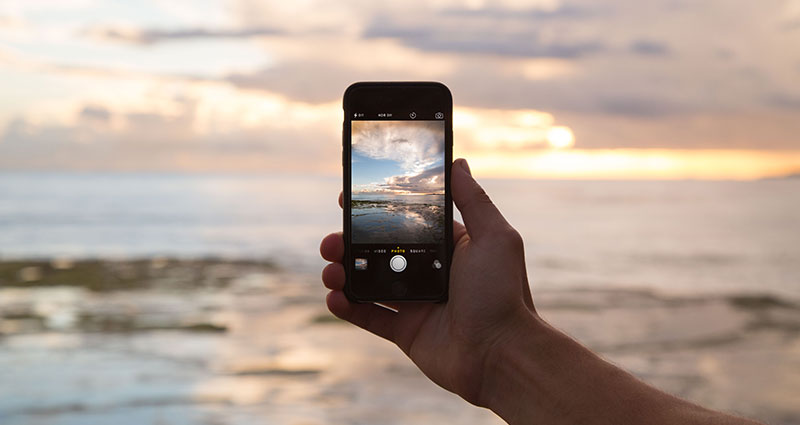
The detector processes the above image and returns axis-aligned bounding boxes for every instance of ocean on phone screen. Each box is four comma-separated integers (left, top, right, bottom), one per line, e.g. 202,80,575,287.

351,193,444,243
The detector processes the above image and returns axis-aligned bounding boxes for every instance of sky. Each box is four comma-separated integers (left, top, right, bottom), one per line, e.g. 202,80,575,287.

352,120,445,195
1,0,800,179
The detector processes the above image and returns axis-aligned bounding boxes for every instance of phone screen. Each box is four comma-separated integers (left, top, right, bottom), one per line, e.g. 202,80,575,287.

344,83,452,301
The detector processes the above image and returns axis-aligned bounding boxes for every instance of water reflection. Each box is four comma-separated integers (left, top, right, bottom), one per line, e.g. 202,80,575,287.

1,259,799,424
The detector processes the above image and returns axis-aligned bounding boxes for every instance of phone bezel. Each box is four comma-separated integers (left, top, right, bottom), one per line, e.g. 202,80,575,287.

342,81,453,303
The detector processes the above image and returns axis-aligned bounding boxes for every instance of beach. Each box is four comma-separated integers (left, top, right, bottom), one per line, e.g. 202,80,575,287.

1,258,798,424
1,173,799,424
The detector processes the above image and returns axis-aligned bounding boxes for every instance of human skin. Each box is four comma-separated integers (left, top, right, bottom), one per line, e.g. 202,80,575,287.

320,158,763,425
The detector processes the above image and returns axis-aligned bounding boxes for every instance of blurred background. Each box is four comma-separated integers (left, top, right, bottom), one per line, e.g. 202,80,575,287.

1,1,799,424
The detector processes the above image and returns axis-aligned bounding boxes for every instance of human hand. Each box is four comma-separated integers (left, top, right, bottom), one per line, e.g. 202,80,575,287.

319,158,537,406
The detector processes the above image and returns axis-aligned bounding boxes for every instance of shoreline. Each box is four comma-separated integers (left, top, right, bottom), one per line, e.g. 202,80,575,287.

1,257,798,302
0,257,798,424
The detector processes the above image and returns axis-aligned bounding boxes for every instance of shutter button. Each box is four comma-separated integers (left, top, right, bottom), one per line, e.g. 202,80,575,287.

389,255,407,272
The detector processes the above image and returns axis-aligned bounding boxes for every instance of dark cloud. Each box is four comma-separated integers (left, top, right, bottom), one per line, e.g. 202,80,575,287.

438,5,600,20
226,61,356,103
436,57,692,117
364,26,603,59
380,165,444,194
79,106,111,122
595,96,684,117
765,93,800,110
629,40,671,56
222,56,689,118
363,10,605,58
85,26,283,45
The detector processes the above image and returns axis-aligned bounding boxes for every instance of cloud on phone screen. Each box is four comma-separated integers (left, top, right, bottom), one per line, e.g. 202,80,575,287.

352,120,444,195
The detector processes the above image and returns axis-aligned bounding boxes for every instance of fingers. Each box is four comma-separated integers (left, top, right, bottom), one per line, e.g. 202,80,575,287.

327,291,398,342
322,262,345,290
320,232,344,262
338,191,343,209
451,158,510,242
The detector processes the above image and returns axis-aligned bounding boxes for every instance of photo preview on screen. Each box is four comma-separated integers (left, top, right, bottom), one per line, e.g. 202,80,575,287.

350,119,446,283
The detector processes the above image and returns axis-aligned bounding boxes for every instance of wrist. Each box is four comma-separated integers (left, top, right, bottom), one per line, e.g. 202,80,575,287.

478,312,630,425
476,314,732,425
476,309,547,412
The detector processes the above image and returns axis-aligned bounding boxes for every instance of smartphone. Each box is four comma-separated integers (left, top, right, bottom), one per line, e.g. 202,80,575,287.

342,82,453,302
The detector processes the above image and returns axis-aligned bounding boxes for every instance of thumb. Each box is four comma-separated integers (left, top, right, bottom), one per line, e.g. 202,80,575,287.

451,158,509,242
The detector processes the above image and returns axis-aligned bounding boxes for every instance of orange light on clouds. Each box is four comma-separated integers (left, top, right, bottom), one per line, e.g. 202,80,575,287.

454,107,555,150
459,149,800,180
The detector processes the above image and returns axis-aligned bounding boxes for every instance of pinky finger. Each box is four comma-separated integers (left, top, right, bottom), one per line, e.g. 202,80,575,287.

326,291,398,343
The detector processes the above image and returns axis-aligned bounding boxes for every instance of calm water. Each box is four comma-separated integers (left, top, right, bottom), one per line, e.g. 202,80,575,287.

1,173,798,298
2,173,799,425
351,194,445,243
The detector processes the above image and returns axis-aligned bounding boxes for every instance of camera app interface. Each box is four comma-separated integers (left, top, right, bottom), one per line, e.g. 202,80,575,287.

351,119,446,293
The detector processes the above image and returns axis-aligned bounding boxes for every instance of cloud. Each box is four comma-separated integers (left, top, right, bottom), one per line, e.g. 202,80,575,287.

363,14,605,58
595,96,683,117
79,105,111,122
381,165,445,194
83,26,284,45
226,61,356,103
437,5,599,20
3,0,800,176
0,91,341,173
629,40,671,56
0,116,334,173
784,19,800,31
765,93,800,110
352,121,444,174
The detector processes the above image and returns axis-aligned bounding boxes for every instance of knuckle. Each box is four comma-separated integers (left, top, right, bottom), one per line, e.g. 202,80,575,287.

502,226,524,249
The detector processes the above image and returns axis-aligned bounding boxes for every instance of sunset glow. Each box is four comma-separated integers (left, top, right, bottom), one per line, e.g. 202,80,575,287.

546,126,575,149
460,149,800,180
0,0,798,179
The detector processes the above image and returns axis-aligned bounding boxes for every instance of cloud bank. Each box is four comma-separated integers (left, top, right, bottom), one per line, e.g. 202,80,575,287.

352,121,444,174
1,0,800,176
380,165,445,195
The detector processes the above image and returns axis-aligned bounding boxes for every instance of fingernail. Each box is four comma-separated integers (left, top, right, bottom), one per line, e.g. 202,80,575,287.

459,159,472,176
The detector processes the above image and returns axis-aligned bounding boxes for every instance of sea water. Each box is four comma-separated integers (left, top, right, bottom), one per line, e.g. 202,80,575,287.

0,172,798,298
1,172,799,425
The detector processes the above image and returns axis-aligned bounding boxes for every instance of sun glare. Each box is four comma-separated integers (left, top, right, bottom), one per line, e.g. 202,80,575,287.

546,126,575,149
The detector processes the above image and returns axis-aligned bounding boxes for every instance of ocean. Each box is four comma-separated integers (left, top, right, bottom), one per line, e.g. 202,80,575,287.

1,172,798,298
1,172,799,425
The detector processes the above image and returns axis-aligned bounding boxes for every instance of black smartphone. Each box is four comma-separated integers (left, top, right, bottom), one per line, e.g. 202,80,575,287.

342,82,453,302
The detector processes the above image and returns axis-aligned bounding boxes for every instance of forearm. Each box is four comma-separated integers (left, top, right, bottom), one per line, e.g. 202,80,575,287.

480,314,762,425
